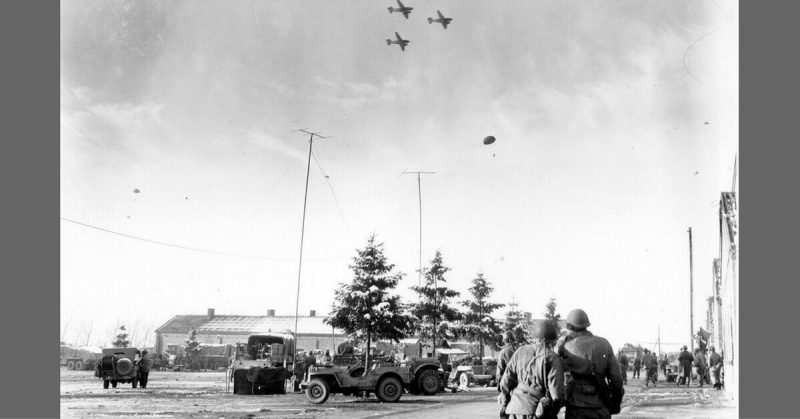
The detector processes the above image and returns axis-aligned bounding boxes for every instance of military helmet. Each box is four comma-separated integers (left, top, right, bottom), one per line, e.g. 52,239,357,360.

682,345,688,350
709,346,715,351
643,348,649,353
566,309,591,329
141,350,149,355
531,320,558,341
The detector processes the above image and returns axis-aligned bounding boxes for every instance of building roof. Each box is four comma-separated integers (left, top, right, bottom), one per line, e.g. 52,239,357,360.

156,314,339,336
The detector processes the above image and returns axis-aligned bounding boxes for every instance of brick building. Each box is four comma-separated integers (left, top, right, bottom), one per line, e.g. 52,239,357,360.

155,308,348,355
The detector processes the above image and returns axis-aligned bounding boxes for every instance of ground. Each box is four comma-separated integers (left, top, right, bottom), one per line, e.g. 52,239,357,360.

61,369,736,418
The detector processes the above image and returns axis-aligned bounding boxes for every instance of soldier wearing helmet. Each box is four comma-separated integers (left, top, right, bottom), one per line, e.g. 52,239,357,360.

556,309,624,418
616,350,628,385
138,350,151,388
497,331,518,418
642,349,658,387
677,345,694,387
708,346,723,389
498,320,564,419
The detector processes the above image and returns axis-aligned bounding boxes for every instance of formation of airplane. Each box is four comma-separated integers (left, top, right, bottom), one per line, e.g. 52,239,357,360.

427,10,452,29
386,32,410,51
386,1,452,51
388,0,413,19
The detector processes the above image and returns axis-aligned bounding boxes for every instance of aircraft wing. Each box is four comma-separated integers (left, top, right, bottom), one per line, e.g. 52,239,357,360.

402,9,410,19
400,43,406,51
395,32,403,42
397,0,405,7
437,10,445,19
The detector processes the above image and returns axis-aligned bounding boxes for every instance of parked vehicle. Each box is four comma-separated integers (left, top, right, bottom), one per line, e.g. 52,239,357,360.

95,347,140,389
436,348,476,391
301,357,445,404
230,333,295,394
60,343,101,371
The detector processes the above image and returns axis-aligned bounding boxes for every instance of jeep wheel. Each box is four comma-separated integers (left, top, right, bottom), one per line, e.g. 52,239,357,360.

458,372,470,388
417,370,441,395
305,378,330,404
103,380,109,389
376,376,403,403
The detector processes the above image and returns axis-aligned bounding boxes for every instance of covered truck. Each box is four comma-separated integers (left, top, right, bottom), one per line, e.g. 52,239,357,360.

230,333,295,394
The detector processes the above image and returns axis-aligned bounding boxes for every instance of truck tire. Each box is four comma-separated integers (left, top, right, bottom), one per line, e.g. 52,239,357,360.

75,360,84,370
67,361,75,370
305,378,330,404
376,376,403,403
103,380,109,389
416,369,441,395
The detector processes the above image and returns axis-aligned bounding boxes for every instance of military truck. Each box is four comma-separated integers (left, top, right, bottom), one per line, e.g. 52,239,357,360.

230,333,295,394
95,347,140,389
60,343,101,370
195,343,235,371
302,357,445,404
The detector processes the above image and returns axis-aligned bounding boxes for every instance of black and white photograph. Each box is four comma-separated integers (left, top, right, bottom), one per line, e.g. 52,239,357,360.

60,1,738,417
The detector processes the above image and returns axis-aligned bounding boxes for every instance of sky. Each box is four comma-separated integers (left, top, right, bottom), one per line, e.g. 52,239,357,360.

60,0,738,352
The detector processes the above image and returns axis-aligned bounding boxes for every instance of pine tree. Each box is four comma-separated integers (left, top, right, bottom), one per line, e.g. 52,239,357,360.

324,235,413,371
460,273,505,363
544,298,563,337
504,301,529,345
185,330,202,371
411,250,462,354
112,325,130,348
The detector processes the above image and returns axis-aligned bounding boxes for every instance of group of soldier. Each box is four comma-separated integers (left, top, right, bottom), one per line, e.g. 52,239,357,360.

495,309,624,419
618,344,724,390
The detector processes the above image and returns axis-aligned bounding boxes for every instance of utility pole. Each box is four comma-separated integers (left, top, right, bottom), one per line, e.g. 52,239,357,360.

658,325,661,355
401,170,435,288
293,129,330,370
688,227,694,353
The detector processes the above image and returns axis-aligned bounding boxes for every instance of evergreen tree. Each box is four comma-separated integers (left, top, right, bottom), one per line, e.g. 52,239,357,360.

411,250,462,354
325,235,413,371
112,325,130,348
544,298,563,337
460,273,505,363
504,301,529,345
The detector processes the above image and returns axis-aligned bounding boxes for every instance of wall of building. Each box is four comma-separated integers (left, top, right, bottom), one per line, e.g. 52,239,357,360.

157,332,347,355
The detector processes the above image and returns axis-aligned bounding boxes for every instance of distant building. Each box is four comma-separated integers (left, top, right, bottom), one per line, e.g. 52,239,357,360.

155,308,347,354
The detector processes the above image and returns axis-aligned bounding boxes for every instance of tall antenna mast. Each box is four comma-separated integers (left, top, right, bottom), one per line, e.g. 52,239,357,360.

293,129,331,370
401,170,435,288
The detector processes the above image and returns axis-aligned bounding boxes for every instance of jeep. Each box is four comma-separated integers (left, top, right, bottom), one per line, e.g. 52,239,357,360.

301,357,445,404
95,347,140,389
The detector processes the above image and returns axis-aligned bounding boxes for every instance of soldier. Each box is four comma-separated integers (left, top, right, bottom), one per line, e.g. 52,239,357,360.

557,309,624,419
617,350,628,385
497,331,518,418
642,349,658,387
693,349,707,388
292,352,306,392
498,320,564,419
658,354,668,379
677,345,694,387
138,350,151,389
632,354,641,379
708,346,723,389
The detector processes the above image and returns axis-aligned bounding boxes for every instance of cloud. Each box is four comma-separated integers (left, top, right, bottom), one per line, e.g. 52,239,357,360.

246,129,308,162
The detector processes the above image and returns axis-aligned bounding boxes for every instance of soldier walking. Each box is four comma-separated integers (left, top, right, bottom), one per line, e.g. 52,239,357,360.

557,309,624,419
138,350,151,389
658,354,668,379
617,350,628,385
693,349,708,387
497,331,518,418
708,346,723,389
642,349,658,387
632,355,641,379
498,320,564,419
677,345,694,387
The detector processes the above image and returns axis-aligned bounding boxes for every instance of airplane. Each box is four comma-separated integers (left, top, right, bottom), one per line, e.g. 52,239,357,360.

386,32,410,51
427,10,452,29
388,0,413,19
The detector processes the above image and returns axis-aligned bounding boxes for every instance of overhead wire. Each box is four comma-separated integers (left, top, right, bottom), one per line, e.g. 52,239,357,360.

60,216,346,261
311,149,353,244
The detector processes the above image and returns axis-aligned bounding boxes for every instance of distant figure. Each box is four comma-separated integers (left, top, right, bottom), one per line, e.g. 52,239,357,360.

498,320,564,419
557,309,624,418
642,349,658,387
632,354,642,379
138,350,152,388
617,350,629,385
708,346,724,389
677,346,694,387
292,353,306,392
693,349,708,387
658,354,668,379
497,331,518,419
323,350,332,364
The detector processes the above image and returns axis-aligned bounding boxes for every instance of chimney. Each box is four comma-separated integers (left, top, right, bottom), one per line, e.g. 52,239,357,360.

523,312,532,321
309,310,316,317
207,308,215,319
267,309,275,317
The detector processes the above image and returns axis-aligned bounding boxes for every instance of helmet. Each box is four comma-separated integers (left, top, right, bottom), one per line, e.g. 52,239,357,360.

531,320,558,341
503,331,515,344
566,309,591,329
682,345,688,351
709,346,715,351
141,350,149,355
643,348,649,353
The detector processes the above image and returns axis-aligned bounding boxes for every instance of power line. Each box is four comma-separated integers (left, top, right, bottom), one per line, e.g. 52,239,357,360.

60,216,345,261
311,149,352,241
